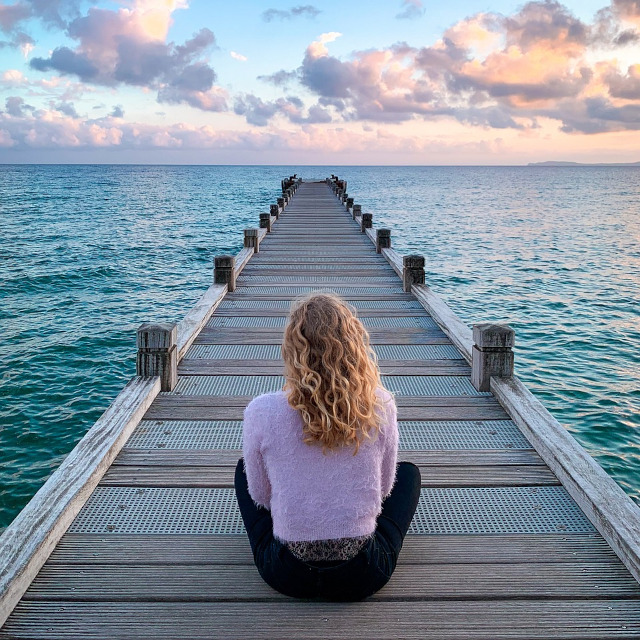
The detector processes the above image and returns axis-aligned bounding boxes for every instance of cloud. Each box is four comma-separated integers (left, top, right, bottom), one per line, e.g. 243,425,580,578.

1,69,26,86
234,93,332,126
4,95,34,116
230,51,247,61
396,0,424,20
256,0,640,133
0,3,31,31
55,100,79,118
606,64,640,98
261,5,320,22
258,69,298,86
31,46,99,80
28,1,226,112
110,105,124,118
0,0,95,38
0,28,34,55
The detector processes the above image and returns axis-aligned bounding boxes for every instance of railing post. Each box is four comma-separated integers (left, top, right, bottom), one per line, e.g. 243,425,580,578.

346,197,354,210
360,213,372,232
214,254,236,291
342,192,348,204
403,254,425,292
277,197,285,209
376,228,391,253
270,203,279,219
260,212,272,232
352,204,361,220
136,323,177,392
471,324,515,392
244,228,260,253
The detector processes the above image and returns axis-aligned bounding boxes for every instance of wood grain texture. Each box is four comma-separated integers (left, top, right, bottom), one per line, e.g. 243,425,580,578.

382,247,405,278
176,284,227,360
0,377,160,627
193,328,450,345
48,533,617,566
411,283,474,363
177,360,471,376
143,396,510,421
113,449,546,467
4,600,640,639
23,561,640,602
233,247,254,277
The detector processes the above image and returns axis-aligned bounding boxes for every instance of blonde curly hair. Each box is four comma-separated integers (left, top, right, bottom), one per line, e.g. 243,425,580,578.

282,292,385,453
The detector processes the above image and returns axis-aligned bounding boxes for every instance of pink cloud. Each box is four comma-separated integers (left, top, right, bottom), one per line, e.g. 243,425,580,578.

28,0,227,112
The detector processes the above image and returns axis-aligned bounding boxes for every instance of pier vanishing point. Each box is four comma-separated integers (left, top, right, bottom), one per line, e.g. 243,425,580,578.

2,176,640,638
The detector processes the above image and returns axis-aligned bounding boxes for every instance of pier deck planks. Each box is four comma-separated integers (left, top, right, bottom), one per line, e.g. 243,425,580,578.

2,180,640,639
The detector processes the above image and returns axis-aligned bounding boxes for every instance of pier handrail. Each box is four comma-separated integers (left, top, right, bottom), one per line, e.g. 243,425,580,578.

0,376,160,627
177,284,227,360
0,179,298,626
331,178,640,584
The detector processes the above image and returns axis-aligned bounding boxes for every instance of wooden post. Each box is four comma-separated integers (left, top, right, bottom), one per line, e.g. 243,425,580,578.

244,228,260,253
403,254,425,292
277,197,285,209
361,213,372,232
352,204,361,220
260,212,272,232
376,228,391,253
346,197,354,209
471,324,515,392
214,254,236,291
270,204,279,219
342,193,348,204
136,323,177,392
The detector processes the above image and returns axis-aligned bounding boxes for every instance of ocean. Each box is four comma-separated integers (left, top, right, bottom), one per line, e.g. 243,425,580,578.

0,164,638,531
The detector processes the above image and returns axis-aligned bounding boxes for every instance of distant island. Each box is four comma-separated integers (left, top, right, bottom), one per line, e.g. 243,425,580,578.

529,161,640,167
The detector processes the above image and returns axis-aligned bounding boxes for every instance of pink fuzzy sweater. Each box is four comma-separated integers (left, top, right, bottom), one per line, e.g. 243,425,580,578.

242,389,398,543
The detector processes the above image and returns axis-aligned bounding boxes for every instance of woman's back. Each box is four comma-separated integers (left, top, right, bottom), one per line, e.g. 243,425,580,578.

243,388,398,543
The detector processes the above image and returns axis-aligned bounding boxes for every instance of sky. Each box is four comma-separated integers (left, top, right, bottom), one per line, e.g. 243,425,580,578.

0,0,639,164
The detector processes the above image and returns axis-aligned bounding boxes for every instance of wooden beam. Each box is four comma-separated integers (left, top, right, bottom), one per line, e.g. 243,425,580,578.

0,377,160,627
176,284,226,360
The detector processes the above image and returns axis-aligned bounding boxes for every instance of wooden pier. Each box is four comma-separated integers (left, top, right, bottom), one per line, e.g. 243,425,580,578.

2,177,640,638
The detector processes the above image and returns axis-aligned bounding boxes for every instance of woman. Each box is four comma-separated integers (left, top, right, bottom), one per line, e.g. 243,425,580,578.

234,292,421,601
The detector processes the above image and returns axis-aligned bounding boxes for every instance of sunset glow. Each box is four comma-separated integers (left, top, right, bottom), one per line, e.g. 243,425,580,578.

0,0,639,163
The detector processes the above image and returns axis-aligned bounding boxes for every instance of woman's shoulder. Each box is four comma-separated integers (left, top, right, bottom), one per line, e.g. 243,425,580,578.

376,386,396,412
245,390,290,418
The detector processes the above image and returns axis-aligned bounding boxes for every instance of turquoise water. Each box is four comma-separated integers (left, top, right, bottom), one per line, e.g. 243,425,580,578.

0,165,638,531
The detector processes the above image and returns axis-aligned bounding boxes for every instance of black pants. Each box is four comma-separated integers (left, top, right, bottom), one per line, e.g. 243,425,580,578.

234,459,421,601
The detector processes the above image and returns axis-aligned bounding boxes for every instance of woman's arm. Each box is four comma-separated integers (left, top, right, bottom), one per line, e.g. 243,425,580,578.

242,399,272,509
380,394,399,498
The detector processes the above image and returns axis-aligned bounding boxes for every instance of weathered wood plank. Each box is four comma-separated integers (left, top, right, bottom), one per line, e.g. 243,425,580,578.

4,600,640,639
175,284,227,360
412,283,474,363
22,561,640,602
177,360,471,376
382,247,404,278
100,464,559,487
212,309,430,317
233,247,254,277
193,329,451,345
48,533,618,566
114,449,546,467
0,377,161,627
143,396,510,421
